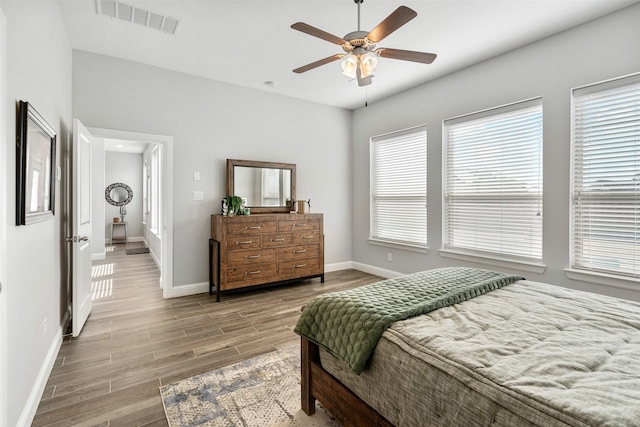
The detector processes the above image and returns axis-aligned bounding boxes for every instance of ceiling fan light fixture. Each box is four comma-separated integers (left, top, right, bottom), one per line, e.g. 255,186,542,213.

359,51,378,78
341,54,358,78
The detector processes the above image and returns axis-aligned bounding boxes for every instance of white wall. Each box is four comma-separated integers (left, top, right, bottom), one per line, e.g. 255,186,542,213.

1,1,72,425
105,151,143,241
72,50,353,287
351,4,640,301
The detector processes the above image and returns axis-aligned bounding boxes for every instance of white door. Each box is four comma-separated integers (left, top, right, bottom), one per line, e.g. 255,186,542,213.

71,119,93,337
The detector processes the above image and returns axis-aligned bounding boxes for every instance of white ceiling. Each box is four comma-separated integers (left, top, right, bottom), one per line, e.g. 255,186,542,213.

60,0,638,111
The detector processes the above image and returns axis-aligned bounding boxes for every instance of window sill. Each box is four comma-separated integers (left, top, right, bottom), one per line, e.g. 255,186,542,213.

368,238,429,254
439,249,546,274
564,268,640,291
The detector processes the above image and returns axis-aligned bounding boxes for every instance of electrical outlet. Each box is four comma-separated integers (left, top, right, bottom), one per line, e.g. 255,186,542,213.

43,318,47,339
387,253,392,262
193,191,204,201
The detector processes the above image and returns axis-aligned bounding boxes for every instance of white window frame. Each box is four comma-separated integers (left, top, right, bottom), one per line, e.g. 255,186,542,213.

369,124,427,251
568,73,640,287
441,98,545,272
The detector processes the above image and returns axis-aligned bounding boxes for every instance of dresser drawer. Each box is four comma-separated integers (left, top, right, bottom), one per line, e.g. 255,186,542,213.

226,263,278,285
227,235,262,251
277,244,319,262
262,233,293,247
227,248,276,267
227,221,277,235
278,219,321,232
293,230,321,245
278,258,321,278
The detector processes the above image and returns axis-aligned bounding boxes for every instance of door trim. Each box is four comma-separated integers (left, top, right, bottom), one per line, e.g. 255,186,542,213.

87,127,174,295
0,8,8,427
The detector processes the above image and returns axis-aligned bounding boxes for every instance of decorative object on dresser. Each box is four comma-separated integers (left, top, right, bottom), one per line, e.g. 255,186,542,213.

210,213,324,302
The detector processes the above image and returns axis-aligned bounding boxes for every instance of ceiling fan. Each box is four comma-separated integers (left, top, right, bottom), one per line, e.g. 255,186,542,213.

291,0,437,87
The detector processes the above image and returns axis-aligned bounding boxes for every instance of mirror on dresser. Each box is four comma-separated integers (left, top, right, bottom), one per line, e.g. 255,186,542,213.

226,159,296,214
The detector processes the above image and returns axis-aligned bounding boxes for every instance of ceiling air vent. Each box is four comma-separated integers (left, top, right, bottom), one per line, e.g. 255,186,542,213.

96,0,180,36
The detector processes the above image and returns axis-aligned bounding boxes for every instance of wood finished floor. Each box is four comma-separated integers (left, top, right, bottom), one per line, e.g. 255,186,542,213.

33,242,381,426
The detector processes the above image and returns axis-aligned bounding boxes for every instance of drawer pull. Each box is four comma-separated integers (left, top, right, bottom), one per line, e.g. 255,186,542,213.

236,240,253,245
245,225,262,229
271,238,286,242
294,250,307,254
294,223,307,227
246,255,261,259
294,264,307,268
245,270,261,275
301,236,314,240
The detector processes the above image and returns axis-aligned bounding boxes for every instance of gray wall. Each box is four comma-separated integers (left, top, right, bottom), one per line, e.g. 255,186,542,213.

105,151,144,241
72,50,353,287
351,3,640,301
1,1,72,425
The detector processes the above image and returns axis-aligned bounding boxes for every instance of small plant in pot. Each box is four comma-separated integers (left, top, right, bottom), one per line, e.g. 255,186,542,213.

225,196,244,216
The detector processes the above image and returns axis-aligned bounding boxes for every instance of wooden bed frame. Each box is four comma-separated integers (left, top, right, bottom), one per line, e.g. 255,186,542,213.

300,337,393,427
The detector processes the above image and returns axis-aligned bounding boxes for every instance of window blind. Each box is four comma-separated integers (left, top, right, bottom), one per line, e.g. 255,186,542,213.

572,74,640,278
370,125,427,247
444,98,543,261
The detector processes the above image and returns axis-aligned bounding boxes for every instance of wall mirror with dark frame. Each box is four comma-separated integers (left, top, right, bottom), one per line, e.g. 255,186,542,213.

226,159,296,214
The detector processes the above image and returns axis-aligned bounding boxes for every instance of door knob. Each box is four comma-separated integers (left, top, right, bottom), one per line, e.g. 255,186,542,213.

65,236,89,243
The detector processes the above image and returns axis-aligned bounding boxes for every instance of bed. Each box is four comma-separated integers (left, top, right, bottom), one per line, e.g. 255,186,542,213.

294,267,640,427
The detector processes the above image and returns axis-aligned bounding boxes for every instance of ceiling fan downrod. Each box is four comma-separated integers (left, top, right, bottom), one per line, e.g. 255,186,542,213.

355,0,363,31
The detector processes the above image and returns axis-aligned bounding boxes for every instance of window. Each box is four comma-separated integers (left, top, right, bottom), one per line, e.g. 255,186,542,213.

571,74,640,279
370,125,427,249
443,98,543,262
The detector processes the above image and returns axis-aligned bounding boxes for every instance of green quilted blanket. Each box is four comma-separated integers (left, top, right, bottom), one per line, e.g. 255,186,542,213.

294,267,524,374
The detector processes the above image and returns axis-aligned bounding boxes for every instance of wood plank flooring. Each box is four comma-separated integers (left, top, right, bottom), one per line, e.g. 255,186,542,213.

33,243,381,426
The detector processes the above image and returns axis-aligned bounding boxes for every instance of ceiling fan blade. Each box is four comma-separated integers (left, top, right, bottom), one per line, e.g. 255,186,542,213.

377,48,437,64
366,6,417,44
293,54,344,74
291,22,348,45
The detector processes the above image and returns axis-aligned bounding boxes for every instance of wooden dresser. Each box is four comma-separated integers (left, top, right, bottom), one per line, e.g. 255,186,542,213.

210,213,324,301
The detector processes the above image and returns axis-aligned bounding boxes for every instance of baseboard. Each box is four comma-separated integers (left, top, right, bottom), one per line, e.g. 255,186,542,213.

164,281,209,298
91,251,106,261
162,262,396,299
350,262,402,279
325,261,352,272
17,310,68,427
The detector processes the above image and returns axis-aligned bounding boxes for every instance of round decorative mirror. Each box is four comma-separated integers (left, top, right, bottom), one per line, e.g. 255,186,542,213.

105,183,133,207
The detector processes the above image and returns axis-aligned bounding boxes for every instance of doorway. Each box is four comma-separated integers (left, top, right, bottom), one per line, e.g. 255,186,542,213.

87,127,173,296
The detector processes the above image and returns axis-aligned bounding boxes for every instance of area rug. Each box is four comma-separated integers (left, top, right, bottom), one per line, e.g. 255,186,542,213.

160,346,341,426
125,247,150,255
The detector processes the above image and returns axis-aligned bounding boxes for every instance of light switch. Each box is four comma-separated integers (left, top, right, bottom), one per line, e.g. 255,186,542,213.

193,191,204,201
193,171,200,181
